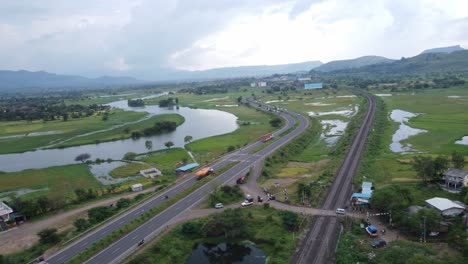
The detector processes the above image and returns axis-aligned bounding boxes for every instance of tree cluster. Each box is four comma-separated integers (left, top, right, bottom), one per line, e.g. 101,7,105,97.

130,121,178,139
0,96,109,121
127,98,145,107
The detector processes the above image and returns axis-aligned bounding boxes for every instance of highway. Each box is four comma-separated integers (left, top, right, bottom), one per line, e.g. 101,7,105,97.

292,93,376,264
46,100,310,264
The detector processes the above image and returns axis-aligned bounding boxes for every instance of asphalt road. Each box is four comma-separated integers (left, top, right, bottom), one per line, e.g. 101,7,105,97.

292,93,377,264
46,100,310,264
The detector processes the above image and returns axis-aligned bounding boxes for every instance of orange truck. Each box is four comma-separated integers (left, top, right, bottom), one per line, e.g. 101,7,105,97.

260,132,273,142
195,167,214,179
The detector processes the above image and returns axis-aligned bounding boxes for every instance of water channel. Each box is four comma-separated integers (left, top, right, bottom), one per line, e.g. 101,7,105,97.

0,96,238,172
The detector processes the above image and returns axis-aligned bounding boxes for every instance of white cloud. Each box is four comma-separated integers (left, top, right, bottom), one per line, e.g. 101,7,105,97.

0,0,467,78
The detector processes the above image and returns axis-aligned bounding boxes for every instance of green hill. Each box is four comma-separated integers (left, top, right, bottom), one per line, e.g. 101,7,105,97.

315,56,394,72
323,50,468,75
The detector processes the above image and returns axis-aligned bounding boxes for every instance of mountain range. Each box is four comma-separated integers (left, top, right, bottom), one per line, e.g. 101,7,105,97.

1,45,467,93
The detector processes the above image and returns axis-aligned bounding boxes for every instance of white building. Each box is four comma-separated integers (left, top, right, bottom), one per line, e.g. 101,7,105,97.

250,82,257,87
0,202,12,221
258,81,267,87
131,183,143,192
425,197,465,217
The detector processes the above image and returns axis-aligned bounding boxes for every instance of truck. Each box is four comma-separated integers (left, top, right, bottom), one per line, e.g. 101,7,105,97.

260,132,273,142
236,175,246,184
195,167,214,179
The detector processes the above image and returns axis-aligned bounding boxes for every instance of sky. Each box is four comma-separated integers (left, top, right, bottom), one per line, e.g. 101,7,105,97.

0,0,467,79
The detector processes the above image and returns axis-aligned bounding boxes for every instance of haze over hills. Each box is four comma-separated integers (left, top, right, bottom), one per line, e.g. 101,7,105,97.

180,60,323,79
421,45,465,54
314,56,395,72
0,70,145,93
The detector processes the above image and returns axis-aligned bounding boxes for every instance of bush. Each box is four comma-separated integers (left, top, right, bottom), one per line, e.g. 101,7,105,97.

73,218,90,232
37,228,60,245
116,198,131,209
123,152,137,160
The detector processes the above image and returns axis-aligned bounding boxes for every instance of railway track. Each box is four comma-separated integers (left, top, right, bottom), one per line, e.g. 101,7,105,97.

292,93,376,264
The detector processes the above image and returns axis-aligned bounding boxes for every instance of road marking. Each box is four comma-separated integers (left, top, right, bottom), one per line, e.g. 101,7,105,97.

112,247,121,254
131,235,138,240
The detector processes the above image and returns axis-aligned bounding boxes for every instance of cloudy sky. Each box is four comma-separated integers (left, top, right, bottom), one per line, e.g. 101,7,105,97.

0,0,467,79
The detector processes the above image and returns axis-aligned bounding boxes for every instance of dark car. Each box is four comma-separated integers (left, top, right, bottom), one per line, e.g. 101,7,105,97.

371,239,387,248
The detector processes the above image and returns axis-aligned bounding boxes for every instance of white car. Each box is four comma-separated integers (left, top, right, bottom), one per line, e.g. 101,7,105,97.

241,201,254,207
214,203,224,209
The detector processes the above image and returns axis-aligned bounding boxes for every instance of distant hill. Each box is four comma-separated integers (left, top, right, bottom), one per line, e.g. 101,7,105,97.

421,45,464,54
314,56,394,72
327,50,468,75
0,70,145,93
182,61,323,79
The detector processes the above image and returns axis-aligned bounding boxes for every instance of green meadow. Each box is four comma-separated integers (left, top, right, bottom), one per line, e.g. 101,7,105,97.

0,110,147,154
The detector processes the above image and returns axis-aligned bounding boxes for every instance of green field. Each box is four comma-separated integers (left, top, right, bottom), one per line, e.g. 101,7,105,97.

0,164,100,195
143,148,194,176
0,110,147,154
56,113,185,148
379,87,468,154
109,162,153,178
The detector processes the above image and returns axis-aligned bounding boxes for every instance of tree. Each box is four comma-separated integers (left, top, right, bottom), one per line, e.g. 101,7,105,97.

433,155,449,180
412,156,434,184
37,228,60,244
184,135,193,143
452,151,465,169
75,153,91,163
145,140,153,151
269,117,282,127
237,96,243,103
116,198,131,209
164,141,174,149
73,218,90,232
281,211,299,230
296,183,311,204
88,206,115,224
123,152,137,160
203,208,246,238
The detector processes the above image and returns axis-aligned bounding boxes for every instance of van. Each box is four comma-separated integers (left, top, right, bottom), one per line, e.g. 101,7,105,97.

335,208,346,214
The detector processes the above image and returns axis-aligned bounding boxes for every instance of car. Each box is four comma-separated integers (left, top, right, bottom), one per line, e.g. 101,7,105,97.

214,203,224,209
241,201,254,207
366,225,379,237
371,239,387,248
335,208,346,214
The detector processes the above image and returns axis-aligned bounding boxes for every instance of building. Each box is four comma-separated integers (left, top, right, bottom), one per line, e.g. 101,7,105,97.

131,183,143,192
351,182,373,208
304,83,323,89
250,82,257,87
140,168,162,178
425,197,465,217
258,81,267,87
298,77,311,81
0,202,12,221
443,168,468,190
176,162,199,176
0,202,13,231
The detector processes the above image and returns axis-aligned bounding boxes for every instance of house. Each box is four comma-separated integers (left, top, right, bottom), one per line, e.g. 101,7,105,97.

175,163,199,176
351,182,373,208
258,81,267,87
425,197,465,217
0,202,13,231
443,168,468,190
0,201,12,221
131,183,143,192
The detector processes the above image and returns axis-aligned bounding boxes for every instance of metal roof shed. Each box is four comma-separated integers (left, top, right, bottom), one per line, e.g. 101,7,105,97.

176,163,199,172
425,197,465,217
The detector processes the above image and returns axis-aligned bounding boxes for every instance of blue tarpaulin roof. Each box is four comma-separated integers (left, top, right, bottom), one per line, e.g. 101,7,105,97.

352,193,372,199
176,163,199,171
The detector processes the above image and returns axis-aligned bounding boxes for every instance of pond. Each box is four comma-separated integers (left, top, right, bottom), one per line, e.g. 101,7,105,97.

455,136,468,146
389,109,427,153
320,119,348,146
185,242,266,264
87,161,141,185
0,96,238,172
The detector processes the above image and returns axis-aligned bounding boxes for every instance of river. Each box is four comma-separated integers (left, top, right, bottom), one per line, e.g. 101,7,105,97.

0,96,238,172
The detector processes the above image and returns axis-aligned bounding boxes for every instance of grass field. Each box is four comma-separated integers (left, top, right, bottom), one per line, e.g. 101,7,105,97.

379,87,468,154
0,164,100,195
109,162,153,178
56,113,185,148
0,110,147,154
143,148,194,176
